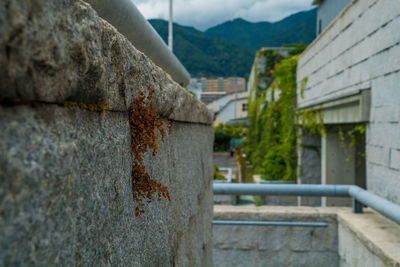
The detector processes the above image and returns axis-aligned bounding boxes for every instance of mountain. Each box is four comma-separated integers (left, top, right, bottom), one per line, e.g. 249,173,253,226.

149,19,254,78
149,8,316,78
205,9,317,53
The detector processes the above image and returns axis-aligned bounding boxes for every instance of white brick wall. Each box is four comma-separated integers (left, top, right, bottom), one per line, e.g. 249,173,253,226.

389,149,400,171
367,145,390,167
297,0,400,204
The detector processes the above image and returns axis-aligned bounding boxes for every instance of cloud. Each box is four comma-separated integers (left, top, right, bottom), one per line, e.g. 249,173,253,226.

131,0,314,30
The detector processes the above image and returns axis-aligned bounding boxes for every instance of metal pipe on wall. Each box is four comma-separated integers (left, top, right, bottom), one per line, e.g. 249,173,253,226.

213,183,400,225
85,0,190,87
348,186,400,224
213,183,350,196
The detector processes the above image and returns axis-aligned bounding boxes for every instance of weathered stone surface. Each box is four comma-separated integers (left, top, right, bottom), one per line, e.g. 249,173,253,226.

213,249,259,267
337,209,400,267
0,0,211,124
298,132,322,206
213,225,260,250
0,104,213,265
0,0,214,265
213,206,339,267
263,195,298,206
213,206,400,267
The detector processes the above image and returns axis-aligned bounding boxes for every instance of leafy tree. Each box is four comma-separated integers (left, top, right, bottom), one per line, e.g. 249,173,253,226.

214,123,245,151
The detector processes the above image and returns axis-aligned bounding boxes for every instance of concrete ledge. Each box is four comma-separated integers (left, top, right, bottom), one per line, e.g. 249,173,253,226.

337,209,400,266
0,0,211,124
214,205,340,221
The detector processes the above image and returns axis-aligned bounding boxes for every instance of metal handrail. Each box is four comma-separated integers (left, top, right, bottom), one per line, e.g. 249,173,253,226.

213,183,400,225
86,0,190,86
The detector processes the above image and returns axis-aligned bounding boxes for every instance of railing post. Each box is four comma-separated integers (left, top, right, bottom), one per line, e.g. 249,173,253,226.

213,183,400,224
352,198,363,213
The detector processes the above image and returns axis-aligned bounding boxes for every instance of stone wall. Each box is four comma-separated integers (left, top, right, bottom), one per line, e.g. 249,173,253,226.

298,132,321,206
297,0,400,205
0,0,213,265
213,206,339,267
338,209,400,267
213,206,400,267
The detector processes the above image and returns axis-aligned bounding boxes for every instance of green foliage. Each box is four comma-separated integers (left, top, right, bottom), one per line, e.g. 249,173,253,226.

296,106,325,137
260,56,299,180
214,123,245,151
149,19,253,78
283,43,308,56
235,144,254,183
338,125,366,147
244,50,283,171
242,47,327,181
244,51,299,180
338,125,366,162
242,44,366,182
184,87,196,97
214,163,226,180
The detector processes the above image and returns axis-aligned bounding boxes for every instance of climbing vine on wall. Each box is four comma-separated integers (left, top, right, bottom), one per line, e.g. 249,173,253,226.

244,47,368,182
244,48,321,181
296,106,325,137
244,49,284,172
258,55,299,180
129,85,171,217
338,124,366,163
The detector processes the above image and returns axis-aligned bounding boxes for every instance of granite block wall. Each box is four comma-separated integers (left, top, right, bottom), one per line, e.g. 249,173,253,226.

213,206,339,267
0,0,214,265
213,206,400,267
297,0,400,205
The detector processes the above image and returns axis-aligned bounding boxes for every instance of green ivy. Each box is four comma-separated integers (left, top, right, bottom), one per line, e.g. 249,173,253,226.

296,106,325,137
338,124,366,163
244,49,284,173
259,55,299,180
243,47,368,182
214,123,245,151
244,46,329,181
244,51,298,180
213,163,226,180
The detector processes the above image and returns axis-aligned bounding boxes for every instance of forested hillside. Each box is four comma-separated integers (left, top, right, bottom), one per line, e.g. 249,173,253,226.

149,8,316,78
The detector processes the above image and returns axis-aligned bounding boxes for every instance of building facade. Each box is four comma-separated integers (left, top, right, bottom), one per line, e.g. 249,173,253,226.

207,92,248,126
297,0,400,206
312,0,351,35
190,77,246,94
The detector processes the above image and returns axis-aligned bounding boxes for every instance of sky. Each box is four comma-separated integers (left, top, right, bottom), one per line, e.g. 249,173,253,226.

131,0,315,31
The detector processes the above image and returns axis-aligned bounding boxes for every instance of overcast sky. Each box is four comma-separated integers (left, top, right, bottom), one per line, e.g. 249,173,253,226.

131,0,315,31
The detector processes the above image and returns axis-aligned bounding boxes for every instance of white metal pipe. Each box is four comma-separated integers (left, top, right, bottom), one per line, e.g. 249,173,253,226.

213,183,400,225
348,186,400,224
213,183,349,196
86,0,190,86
